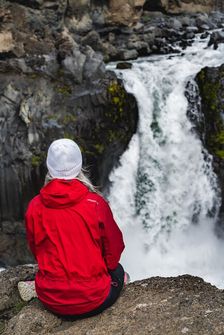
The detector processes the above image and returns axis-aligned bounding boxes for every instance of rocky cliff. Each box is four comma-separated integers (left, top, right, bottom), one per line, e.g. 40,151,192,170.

195,64,224,222
1,266,224,335
0,0,139,266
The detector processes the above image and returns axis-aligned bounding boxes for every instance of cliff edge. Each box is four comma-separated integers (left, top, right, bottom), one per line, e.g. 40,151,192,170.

1,265,224,335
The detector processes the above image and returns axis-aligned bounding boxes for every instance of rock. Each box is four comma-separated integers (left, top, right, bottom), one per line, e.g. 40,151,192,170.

82,46,105,80
195,65,224,215
200,31,210,39
143,0,214,14
0,67,138,264
66,13,93,34
105,0,145,26
81,31,102,51
62,48,87,83
7,0,43,9
207,31,224,49
1,267,224,335
186,26,198,33
117,49,138,60
0,264,37,316
116,62,133,69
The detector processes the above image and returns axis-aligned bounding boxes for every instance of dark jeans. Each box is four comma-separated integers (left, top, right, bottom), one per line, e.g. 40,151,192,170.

61,263,125,320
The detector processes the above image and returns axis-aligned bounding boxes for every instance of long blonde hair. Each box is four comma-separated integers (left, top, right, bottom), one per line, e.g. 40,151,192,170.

44,169,100,194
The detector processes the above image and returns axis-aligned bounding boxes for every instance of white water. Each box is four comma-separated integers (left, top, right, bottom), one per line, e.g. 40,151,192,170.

108,35,224,288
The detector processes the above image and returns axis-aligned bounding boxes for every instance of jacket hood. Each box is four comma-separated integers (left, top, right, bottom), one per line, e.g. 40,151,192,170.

40,179,89,208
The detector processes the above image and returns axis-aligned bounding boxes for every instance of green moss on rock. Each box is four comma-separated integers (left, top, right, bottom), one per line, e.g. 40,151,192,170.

31,155,42,167
196,67,224,160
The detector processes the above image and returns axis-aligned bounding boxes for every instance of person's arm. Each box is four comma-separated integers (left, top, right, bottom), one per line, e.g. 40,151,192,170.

98,198,125,270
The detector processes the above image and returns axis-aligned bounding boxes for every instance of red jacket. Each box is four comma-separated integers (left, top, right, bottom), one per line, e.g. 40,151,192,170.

25,179,125,315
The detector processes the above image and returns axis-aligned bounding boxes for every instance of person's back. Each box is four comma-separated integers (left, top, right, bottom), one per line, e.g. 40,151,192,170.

25,139,126,318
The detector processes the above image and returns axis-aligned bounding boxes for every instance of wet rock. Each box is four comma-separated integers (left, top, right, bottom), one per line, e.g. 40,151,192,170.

207,30,224,50
195,65,224,215
116,62,133,69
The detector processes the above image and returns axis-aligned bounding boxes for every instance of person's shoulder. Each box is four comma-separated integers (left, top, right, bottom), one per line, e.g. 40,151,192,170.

85,192,108,207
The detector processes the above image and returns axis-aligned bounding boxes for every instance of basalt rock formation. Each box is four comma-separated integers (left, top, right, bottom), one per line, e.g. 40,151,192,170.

195,65,224,220
0,0,138,266
1,266,224,334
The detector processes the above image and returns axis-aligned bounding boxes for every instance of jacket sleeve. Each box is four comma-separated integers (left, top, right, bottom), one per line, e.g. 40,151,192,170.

25,201,36,259
98,198,125,271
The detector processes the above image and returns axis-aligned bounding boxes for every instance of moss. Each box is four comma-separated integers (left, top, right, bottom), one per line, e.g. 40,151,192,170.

63,132,75,140
214,149,224,158
13,300,27,313
197,72,224,159
31,155,42,167
56,84,72,96
62,113,76,125
93,143,104,154
107,80,126,118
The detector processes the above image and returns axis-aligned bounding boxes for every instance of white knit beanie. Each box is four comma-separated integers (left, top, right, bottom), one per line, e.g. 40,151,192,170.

46,139,82,179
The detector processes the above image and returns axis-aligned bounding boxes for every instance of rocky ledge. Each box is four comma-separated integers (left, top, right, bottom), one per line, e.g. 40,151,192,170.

1,266,224,335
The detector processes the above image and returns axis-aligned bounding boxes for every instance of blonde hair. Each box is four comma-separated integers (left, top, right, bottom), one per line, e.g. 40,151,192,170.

44,169,100,194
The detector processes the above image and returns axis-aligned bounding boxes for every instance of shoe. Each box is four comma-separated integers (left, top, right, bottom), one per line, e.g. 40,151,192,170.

124,272,130,285
18,281,37,302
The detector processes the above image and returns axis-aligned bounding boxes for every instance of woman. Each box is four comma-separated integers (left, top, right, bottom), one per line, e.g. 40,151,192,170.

23,138,127,318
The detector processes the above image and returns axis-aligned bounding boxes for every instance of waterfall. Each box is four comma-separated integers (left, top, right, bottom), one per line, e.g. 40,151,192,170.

107,35,224,288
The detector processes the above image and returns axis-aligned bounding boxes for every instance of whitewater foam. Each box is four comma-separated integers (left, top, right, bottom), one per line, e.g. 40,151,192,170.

108,35,224,288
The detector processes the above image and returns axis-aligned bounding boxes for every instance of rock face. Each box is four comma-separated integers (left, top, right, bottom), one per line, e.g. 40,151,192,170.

0,0,138,266
1,266,224,335
195,65,224,217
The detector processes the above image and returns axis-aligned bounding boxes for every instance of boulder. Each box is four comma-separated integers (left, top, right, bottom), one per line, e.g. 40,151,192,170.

207,31,224,50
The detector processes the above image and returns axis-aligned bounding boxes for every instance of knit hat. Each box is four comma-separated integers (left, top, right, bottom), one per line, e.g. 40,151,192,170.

46,139,82,179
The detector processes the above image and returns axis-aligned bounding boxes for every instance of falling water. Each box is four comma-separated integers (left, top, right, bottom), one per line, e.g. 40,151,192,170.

108,35,224,288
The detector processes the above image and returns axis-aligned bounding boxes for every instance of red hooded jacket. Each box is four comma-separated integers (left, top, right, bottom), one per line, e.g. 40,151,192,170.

25,179,125,315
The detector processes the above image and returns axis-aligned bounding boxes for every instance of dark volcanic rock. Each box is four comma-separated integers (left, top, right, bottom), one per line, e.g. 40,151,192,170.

0,68,138,265
195,65,224,216
1,266,224,335
207,30,224,50
0,0,138,266
116,62,133,69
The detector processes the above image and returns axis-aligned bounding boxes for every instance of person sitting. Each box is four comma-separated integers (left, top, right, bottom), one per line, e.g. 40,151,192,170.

19,138,129,319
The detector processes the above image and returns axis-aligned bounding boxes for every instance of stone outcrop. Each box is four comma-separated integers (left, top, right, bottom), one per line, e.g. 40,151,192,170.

195,65,224,219
1,266,224,334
